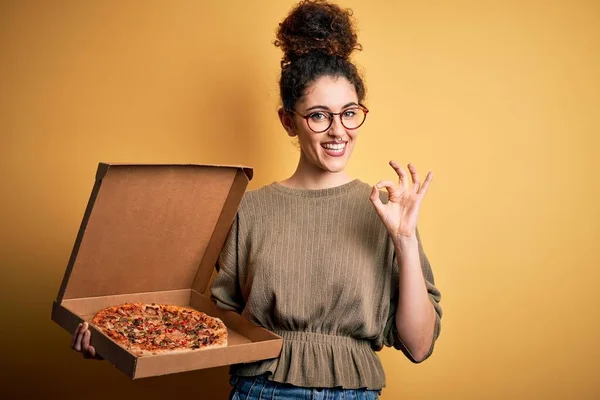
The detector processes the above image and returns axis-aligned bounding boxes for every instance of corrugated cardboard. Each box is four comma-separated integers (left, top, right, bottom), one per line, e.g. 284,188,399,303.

51,163,282,378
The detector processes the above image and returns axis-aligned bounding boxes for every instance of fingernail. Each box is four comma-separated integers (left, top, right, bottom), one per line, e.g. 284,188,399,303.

83,322,88,329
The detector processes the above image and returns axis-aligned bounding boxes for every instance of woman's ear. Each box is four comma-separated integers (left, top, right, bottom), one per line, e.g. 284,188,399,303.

278,108,297,137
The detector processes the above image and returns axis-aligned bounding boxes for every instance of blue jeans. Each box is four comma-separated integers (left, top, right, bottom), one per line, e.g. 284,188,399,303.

229,375,381,400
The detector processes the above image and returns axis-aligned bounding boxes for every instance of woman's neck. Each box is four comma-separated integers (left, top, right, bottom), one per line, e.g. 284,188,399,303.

279,157,353,190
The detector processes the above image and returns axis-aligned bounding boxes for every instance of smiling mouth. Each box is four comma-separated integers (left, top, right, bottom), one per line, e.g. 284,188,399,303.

321,142,347,157
321,142,346,151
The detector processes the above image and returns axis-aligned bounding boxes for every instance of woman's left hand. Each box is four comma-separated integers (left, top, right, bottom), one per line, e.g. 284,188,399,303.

370,161,433,239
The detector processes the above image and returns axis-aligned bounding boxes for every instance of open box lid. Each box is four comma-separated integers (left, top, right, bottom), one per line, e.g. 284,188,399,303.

56,163,252,302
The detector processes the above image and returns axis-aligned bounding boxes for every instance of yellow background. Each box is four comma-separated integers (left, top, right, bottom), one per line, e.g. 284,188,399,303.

1,0,599,398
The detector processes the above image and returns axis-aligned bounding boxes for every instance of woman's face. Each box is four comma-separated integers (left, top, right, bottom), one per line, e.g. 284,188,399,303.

284,75,362,174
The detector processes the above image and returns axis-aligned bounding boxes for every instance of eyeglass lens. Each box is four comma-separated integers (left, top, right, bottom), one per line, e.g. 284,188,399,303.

307,108,366,133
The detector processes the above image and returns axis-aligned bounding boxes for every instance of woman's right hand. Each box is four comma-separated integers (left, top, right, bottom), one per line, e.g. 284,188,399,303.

71,322,103,359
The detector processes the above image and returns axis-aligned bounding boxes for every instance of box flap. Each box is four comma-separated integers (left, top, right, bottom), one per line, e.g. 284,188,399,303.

96,163,253,181
57,163,251,301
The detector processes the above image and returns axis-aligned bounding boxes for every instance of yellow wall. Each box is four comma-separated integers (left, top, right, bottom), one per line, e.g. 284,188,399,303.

1,0,598,398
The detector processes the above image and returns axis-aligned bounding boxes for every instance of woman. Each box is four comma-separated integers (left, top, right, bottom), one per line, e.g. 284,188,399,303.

72,1,442,398
213,0,442,398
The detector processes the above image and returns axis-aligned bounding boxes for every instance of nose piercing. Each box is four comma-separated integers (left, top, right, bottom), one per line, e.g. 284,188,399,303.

334,137,343,143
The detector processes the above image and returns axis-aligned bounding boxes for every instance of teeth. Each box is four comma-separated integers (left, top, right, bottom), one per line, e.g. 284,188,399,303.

322,143,345,150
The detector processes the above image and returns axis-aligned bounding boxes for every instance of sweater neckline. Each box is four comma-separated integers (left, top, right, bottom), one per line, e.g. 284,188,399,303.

268,179,363,198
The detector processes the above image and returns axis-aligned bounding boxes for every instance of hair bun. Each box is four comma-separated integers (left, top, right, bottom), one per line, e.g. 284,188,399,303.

275,0,361,66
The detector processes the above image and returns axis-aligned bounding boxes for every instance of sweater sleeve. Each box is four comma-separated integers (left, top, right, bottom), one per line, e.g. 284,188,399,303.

382,228,442,363
210,213,245,313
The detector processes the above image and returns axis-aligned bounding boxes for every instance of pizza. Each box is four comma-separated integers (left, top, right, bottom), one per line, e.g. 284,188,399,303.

91,303,227,356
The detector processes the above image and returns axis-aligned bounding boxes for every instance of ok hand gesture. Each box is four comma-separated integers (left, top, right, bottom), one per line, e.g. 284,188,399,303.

370,161,433,239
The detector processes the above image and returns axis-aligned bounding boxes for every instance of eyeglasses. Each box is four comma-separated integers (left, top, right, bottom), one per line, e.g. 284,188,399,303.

288,105,369,133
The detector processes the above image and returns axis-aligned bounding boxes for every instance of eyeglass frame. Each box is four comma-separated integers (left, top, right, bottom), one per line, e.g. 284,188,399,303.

286,104,370,133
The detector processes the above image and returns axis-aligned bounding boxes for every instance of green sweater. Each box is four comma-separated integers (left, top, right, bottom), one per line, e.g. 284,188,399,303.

210,179,442,390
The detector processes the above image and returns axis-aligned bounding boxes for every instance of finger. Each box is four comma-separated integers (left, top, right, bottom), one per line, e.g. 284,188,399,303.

82,330,98,358
83,349,93,359
369,185,386,215
375,180,397,198
83,346,103,360
418,171,434,195
73,321,89,352
408,163,420,192
73,328,85,352
375,180,395,190
71,323,82,348
389,160,408,188
82,329,91,353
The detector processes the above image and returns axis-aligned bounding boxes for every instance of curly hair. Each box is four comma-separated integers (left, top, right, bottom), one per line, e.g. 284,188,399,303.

275,0,366,111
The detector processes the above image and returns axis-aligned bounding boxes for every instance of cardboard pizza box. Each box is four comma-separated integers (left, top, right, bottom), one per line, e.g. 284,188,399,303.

51,163,282,378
